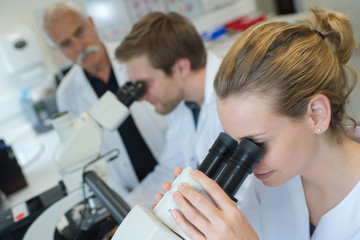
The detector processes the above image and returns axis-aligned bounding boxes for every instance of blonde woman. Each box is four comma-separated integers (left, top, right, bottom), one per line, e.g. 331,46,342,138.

157,8,360,239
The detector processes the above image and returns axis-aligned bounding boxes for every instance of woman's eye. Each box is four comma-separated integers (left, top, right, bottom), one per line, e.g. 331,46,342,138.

256,142,265,149
248,139,265,149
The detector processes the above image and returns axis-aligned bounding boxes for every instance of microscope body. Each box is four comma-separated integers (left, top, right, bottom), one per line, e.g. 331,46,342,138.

50,91,131,193
51,112,103,175
113,205,182,239
52,91,130,175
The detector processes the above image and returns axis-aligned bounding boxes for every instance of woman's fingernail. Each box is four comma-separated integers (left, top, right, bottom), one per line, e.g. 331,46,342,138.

191,168,198,175
178,183,184,191
171,210,178,219
173,191,179,200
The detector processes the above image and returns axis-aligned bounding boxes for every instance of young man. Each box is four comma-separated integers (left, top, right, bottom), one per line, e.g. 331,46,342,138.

43,2,167,201
116,12,224,207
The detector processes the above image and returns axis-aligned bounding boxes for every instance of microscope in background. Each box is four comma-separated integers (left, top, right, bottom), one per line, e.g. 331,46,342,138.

112,132,264,240
18,81,144,240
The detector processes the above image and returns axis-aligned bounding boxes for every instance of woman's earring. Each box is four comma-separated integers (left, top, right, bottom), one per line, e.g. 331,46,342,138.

317,126,325,134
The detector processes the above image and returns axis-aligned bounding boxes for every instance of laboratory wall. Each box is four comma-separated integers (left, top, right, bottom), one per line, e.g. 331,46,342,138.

0,0,70,94
0,0,85,145
0,0,60,143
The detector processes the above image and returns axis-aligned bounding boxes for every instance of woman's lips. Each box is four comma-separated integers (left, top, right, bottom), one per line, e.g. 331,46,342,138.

254,170,274,180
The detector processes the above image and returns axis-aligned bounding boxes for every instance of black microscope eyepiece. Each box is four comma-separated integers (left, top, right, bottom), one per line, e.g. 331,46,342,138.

116,81,146,107
198,132,238,180
216,138,264,201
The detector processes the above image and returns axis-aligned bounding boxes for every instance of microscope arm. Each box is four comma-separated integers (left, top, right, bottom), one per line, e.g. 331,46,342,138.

83,170,131,223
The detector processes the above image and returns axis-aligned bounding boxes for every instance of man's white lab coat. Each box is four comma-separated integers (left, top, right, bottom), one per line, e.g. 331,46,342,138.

125,51,224,208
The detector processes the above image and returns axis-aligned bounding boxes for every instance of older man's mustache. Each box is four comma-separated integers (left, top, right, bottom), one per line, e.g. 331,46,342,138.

76,45,99,64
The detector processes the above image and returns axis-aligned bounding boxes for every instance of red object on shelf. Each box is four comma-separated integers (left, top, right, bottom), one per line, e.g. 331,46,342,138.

225,12,266,32
15,213,26,221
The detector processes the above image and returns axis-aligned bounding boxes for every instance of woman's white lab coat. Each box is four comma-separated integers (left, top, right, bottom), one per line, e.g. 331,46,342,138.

237,174,360,239
125,51,225,208
56,42,168,197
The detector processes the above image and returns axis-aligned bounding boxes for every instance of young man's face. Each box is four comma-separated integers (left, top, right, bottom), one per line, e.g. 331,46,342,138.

126,54,184,115
45,10,104,70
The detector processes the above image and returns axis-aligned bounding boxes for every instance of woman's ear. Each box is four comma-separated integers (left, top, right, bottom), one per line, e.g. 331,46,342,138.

308,94,331,134
172,58,191,79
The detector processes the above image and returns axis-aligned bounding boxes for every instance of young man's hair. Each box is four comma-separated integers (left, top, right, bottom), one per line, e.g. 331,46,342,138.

116,12,206,76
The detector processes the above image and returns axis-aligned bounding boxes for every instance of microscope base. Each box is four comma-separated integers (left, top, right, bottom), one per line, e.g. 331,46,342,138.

112,205,182,240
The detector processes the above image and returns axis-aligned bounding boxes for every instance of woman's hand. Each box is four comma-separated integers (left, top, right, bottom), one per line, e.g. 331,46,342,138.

153,167,183,208
170,168,259,240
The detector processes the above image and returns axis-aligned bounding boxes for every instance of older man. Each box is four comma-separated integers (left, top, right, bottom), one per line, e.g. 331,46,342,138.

43,2,167,205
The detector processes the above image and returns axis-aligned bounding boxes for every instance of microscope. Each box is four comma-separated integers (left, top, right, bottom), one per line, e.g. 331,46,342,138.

112,132,264,239
22,82,144,240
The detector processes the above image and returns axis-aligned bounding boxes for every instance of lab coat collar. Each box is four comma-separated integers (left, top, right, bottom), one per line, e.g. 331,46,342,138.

103,41,128,86
312,180,360,239
194,51,222,133
67,65,99,111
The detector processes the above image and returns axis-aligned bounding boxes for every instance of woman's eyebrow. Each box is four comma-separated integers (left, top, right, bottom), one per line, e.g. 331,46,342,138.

237,132,267,141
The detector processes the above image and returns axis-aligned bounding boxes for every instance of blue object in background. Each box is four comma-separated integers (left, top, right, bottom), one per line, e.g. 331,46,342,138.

201,26,226,41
